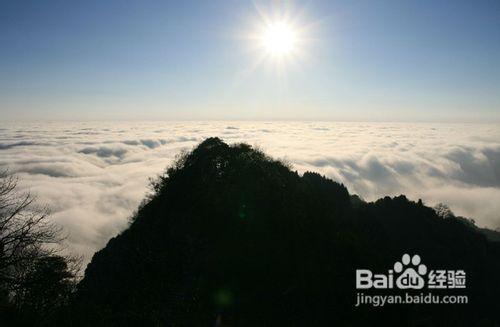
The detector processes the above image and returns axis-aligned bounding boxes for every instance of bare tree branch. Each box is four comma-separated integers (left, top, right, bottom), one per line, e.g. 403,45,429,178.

0,171,74,304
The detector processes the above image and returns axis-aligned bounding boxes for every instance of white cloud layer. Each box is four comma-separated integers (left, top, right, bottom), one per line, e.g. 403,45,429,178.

1,121,499,265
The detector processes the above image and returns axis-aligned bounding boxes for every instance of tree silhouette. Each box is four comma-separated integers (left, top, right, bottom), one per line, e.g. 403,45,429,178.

0,171,79,326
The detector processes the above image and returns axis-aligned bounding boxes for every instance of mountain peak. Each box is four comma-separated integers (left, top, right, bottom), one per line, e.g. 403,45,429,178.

71,138,500,326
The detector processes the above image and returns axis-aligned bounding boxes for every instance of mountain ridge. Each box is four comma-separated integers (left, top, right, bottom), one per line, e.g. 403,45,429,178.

70,137,500,326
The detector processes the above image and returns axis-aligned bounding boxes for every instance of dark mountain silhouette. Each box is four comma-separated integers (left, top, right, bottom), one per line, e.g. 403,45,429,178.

70,138,500,326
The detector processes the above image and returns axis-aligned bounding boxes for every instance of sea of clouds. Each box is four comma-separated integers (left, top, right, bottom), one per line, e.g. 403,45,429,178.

1,121,499,265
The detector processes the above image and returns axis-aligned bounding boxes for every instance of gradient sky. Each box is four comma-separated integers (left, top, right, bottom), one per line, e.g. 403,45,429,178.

1,0,499,122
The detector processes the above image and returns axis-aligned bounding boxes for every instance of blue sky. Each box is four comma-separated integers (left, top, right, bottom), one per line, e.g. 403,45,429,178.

1,0,499,121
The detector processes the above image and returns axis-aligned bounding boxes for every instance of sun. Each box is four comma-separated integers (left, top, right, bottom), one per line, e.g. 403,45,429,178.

242,5,313,69
260,21,297,57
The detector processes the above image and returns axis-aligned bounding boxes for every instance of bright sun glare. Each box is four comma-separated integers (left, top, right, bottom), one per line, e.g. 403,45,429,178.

261,21,297,57
246,6,311,69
